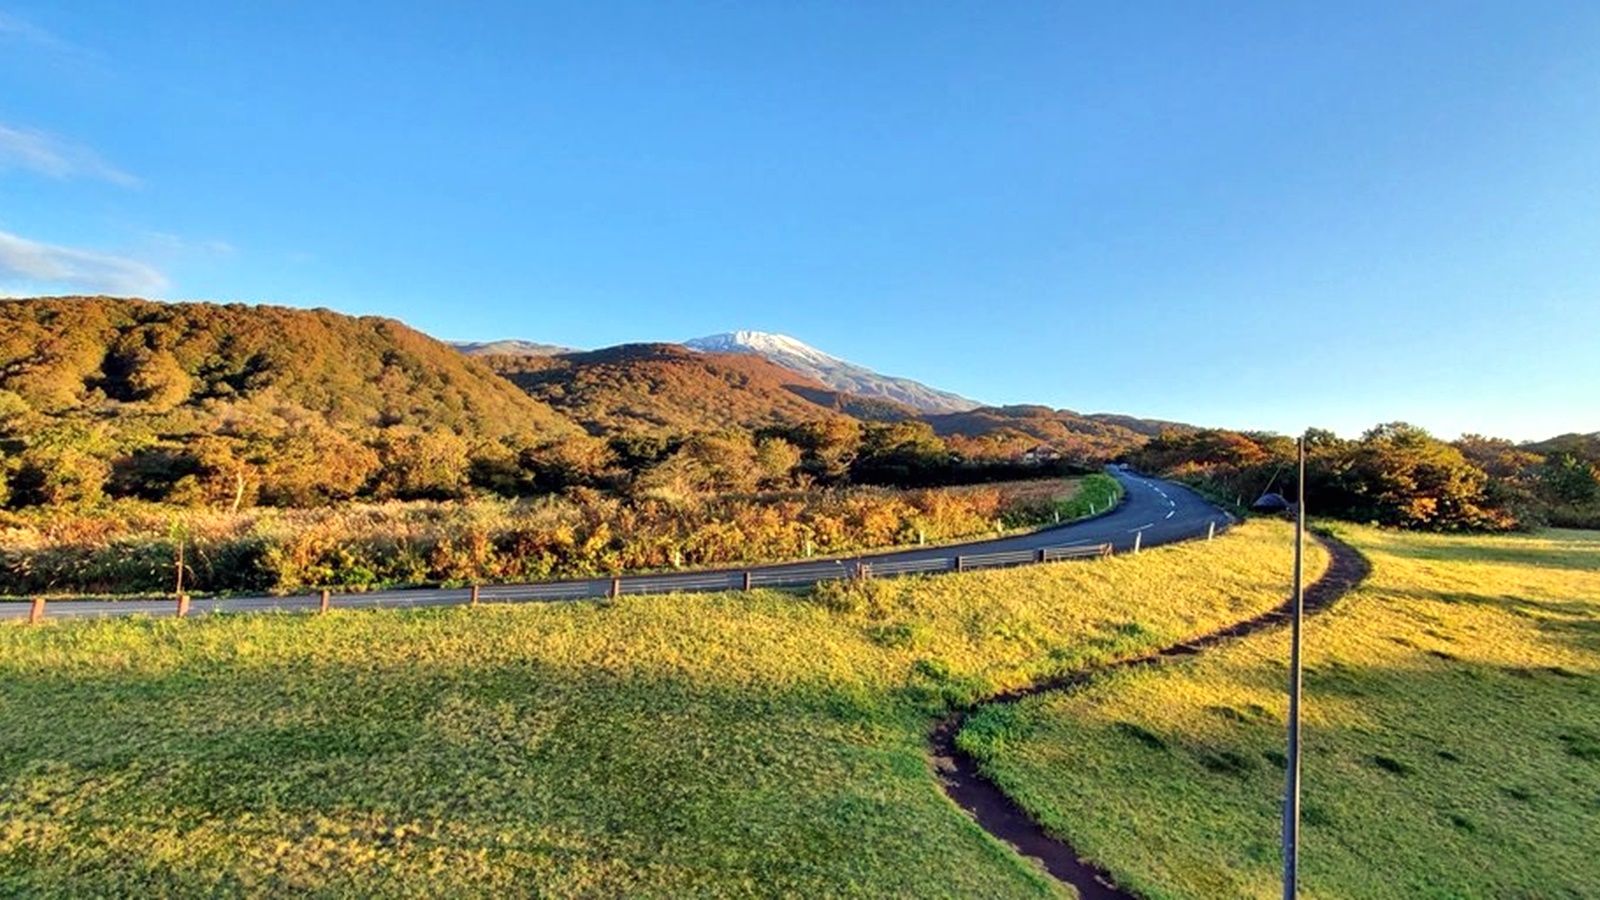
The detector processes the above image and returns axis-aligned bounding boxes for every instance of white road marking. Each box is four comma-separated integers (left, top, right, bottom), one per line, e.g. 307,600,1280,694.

1127,523,1154,533
1165,510,1175,519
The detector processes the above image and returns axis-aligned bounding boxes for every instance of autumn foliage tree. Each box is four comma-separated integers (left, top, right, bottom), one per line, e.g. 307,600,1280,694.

1133,423,1519,531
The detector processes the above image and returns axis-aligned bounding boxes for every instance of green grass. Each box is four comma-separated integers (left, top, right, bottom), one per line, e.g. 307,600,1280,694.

0,520,1317,897
1052,472,1123,522
959,525,1600,899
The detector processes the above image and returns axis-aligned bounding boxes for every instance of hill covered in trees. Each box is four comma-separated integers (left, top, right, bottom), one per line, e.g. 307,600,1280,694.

923,405,1178,463
0,296,578,508
486,343,918,438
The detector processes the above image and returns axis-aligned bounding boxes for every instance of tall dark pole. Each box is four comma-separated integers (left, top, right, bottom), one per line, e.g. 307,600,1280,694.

1283,435,1306,898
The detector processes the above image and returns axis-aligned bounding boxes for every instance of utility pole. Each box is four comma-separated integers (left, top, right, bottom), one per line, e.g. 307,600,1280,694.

1283,435,1306,898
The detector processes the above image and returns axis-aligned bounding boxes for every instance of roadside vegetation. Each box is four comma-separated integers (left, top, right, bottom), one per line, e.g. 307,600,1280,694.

1132,424,1600,531
0,474,1119,597
0,297,1132,597
959,525,1600,899
0,519,1309,897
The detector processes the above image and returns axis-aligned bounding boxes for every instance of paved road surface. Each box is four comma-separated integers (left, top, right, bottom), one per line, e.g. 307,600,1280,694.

3,470,1226,621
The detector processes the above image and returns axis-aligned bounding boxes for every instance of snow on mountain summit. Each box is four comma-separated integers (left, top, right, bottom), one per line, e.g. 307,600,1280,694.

683,331,981,414
685,331,836,365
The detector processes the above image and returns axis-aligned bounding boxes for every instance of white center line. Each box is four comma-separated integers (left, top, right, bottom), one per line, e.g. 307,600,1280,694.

1127,523,1155,533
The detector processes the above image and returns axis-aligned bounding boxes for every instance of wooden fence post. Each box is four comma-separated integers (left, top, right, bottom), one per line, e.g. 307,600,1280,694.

470,584,480,607
610,577,621,599
29,596,45,624
742,571,753,591
176,594,190,618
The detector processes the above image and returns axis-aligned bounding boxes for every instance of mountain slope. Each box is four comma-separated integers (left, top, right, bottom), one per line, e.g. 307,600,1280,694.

0,296,575,440
924,405,1154,460
1525,432,1600,460
487,343,916,437
684,331,981,414
0,297,586,508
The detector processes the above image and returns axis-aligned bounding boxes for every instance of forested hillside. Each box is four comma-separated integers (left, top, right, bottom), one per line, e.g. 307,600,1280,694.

923,405,1159,462
0,297,578,508
486,343,917,437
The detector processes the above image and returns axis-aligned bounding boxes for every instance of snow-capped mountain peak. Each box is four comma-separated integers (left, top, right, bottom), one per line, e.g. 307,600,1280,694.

685,331,836,365
683,331,981,414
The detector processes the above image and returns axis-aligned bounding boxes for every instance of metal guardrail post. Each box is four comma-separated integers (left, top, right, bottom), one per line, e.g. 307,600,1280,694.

610,577,621,599
1036,548,1047,563
319,589,330,615
955,555,964,572
470,584,480,607
743,571,753,591
1208,521,1216,540
29,596,44,624
177,594,190,618
1133,531,1143,554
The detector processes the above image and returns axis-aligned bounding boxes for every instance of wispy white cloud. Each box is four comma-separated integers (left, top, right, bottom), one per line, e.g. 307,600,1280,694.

0,9,95,61
0,122,139,187
0,229,168,295
0,10,58,45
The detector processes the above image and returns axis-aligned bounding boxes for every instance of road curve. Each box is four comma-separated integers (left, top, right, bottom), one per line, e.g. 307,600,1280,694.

2,470,1227,621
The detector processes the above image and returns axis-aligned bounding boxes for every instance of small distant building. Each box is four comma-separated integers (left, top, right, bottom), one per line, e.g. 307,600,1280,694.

1020,446,1062,464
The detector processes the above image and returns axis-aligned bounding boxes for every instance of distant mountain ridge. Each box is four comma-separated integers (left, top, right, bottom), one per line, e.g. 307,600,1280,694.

452,339,573,357
684,331,982,414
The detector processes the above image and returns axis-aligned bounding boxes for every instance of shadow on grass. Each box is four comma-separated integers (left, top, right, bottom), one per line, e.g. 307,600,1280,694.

978,641,1600,899
1372,587,1600,657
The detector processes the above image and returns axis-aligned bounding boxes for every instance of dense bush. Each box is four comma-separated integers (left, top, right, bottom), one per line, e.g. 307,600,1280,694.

1131,423,1598,532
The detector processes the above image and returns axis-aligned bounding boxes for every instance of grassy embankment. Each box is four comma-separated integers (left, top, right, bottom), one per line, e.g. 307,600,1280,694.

0,516,1299,898
0,475,1120,599
960,526,1600,899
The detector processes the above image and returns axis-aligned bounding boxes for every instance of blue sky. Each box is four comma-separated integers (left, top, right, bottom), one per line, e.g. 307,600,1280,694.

2,2,1596,441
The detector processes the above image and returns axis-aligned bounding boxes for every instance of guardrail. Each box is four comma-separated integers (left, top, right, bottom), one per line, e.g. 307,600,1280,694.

13,540,1119,622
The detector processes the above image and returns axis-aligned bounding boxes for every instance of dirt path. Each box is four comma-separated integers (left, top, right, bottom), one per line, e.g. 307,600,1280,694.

929,531,1371,899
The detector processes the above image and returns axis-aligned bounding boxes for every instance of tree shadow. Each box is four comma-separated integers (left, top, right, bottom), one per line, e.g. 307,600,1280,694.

1372,586,1600,658
978,652,1600,900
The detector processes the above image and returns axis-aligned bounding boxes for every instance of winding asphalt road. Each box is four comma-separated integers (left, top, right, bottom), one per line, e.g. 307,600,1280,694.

2,469,1226,621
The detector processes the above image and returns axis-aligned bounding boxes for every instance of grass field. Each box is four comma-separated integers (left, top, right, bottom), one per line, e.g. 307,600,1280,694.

959,525,1600,899
0,519,1313,897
